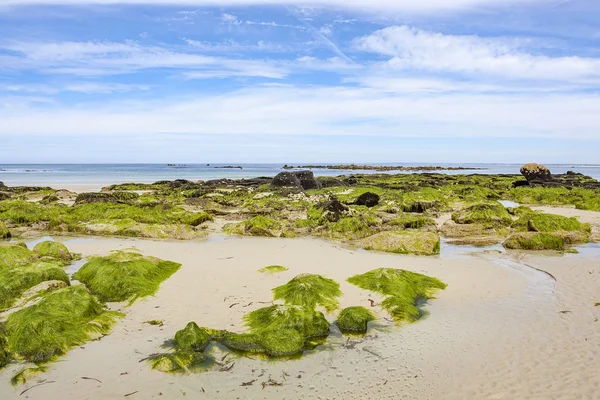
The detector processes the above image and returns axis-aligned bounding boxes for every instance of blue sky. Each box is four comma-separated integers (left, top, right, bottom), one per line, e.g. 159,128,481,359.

1,0,599,163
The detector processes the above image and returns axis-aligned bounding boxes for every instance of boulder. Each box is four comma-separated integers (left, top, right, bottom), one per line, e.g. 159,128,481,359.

271,171,321,191
318,198,349,222
74,191,139,205
355,192,380,208
520,163,552,182
359,231,441,255
0,181,6,190
317,177,346,188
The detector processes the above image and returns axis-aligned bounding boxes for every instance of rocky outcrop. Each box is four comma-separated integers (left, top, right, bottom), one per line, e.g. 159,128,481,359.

355,192,380,208
317,177,346,188
317,198,349,222
74,191,139,205
0,182,6,191
271,171,321,191
520,163,552,183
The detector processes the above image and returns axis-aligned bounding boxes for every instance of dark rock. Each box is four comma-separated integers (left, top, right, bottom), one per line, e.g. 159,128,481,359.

318,177,346,188
75,191,139,205
520,163,552,182
355,192,380,207
40,195,60,205
0,182,6,191
317,198,349,222
271,171,320,190
512,180,530,188
204,179,236,187
0,192,12,201
566,170,575,175
344,177,358,185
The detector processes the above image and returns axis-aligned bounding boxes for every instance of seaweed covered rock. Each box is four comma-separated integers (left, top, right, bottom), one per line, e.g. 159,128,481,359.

150,350,207,373
317,177,346,188
520,163,552,183
40,195,60,205
5,285,122,363
316,198,348,222
173,322,214,353
222,328,305,358
33,241,73,262
512,213,591,233
272,274,342,312
74,191,139,205
390,214,436,229
244,305,330,340
451,202,512,227
358,231,440,256
0,222,10,239
336,306,376,335
0,333,10,368
355,192,380,207
0,244,36,269
347,268,446,324
73,250,181,303
271,171,321,191
223,216,281,237
503,232,588,251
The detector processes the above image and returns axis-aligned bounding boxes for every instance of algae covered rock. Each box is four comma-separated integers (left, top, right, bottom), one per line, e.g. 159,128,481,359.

502,232,588,251
336,306,376,335
222,328,305,358
355,192,380,208
0,222,10,239
272,274,342,312
358,231,440,256
511,213,590,233
0,333,10,368
347,268,446,324
73,250,181,303
74,191,139,205
451,202,512,227
243,305,330,340
5,285,122,363
223,216,281,237
520,163,552,183
150,351,207,373
33,241,73,262
173,322,213,353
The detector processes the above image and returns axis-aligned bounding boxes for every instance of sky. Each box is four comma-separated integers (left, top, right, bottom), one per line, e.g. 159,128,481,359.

0,0,599,164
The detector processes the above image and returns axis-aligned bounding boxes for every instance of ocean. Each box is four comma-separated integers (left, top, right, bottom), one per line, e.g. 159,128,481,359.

1,163,600,189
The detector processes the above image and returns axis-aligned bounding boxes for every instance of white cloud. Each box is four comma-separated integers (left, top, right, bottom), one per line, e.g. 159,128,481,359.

355,26,600,82
221,12,242,25
0,0,551,14
2,84,600,140
0,82,151,94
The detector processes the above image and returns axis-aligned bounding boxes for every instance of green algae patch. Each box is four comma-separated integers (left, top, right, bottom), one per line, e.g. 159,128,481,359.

0,333,10,368
33,241,73,263
150,351,208,373
0,222,10,239
10,366,47,386
5,285,122,364
223,216,281,237
452,202,512,227
512,213,591,233
0,261,70,310
259,265,289,274
222,328,305,358
73,250,181,303
0,244,36,269
272,274,341,312
335,306,376,335
389,214,436,229
347,268,446,324
244,304,330,339
358,231,440,256
173,322,214,353
502,232,589,251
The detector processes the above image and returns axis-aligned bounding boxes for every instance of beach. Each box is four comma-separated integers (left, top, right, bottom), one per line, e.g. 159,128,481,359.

1,170,599,399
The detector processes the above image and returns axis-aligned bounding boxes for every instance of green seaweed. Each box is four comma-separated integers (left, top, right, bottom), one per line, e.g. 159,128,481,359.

359,231,441,255
223,216,281,237
243,304,330,339
389,214,436,229
10,366,48,386
258,265,289,274
272,274,342,312
502,232,588,251
33,241,73,263
512,213,591,233
5,285,122,364
0,222,10,239
335,306,376,335
347,268,446,324
173,322,214,353
452,202,512,227
73,250,181,303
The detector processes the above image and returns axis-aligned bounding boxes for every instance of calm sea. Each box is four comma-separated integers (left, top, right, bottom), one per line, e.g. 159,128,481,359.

1,163,600,189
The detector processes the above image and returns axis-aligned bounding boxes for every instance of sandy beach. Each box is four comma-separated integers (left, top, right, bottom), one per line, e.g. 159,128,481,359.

1,230,598,400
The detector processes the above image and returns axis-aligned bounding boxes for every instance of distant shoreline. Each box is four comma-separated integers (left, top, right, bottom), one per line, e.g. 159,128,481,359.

282,164,487,172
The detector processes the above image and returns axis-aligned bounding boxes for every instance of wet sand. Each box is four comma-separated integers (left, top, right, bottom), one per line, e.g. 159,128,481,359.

1,234,598,400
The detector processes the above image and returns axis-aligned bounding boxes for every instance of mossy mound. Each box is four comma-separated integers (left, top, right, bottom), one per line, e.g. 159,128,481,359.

150,351,208,373
0,222,10,239
173,322,215,353
0,244,36,269
389,214,436,229
73,250,181,303
244,304,330,339
512,213,590,233
575,197,600,211
0,261,70,310
451,202,512,227
336,306,377,335
506,205,535,217
223,216,281,237
33,241,73,262
502,232,589,251
347,268,446,324
358,231,440,256
10,366,47,386
0,333,10,368
258,265,289,274
222,328,305,357
272,274,341,312
5,285,122,363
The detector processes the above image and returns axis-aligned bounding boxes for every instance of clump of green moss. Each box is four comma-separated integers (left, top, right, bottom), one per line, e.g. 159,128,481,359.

5,285,122,364
150,351,208,373
452,202,512,227
359,231,440,256
10,366,47,386
223,216,281,237
33,241,73,263
173,322,214,353
244,304,330,339
259,265,289,274
0,222,10,239
0,333,10,368
222,328,305,358
389,214,436,229
347,268,446,324
575,196,600,211
272,274,341,312
73,250,181,303
0,244,36,269
512,213,591,233
506,205,535,217
335,306,376,335
0,261,70,310
502,232,588,251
